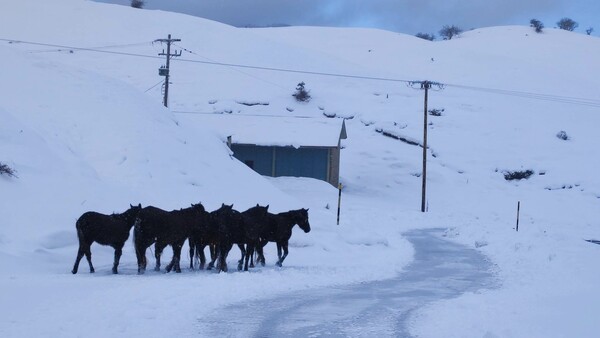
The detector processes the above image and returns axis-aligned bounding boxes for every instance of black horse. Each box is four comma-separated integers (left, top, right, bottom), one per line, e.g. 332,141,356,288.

72,203,142,274
239,204,270,271
256,208,310,267
210,204,270,272
188,211,219,270
134,203,209,274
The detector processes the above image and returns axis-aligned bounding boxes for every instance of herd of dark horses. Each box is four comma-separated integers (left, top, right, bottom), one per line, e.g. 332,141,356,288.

71,203,311,275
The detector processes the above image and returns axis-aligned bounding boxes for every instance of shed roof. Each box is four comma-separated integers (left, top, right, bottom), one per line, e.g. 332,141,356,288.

178,114,347,148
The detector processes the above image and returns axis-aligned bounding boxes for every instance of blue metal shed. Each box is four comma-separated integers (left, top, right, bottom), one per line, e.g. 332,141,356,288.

228,117,347,186
176,114,347,186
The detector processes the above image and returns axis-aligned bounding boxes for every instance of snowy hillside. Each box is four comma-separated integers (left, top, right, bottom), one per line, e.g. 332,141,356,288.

1,0,600,337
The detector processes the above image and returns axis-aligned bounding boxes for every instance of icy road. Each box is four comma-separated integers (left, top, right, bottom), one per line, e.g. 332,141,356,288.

202,228,497,337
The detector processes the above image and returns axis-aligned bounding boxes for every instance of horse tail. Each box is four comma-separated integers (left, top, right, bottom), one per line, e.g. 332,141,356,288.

75,216,88,245
76,227,85,246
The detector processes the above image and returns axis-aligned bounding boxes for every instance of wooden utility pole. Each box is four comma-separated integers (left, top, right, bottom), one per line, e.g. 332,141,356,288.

155,34,181,107
409,80,443,212
421,81,431,213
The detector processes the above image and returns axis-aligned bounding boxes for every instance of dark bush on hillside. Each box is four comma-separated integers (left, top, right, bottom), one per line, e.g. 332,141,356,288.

131,0,144,9
292,82,311,102
429,108,444,116
0,162,17,178
530,19,544,33
439,25,463,40
557,18,578,31
416,32,435,41
504,170,534,181
556,130,569,140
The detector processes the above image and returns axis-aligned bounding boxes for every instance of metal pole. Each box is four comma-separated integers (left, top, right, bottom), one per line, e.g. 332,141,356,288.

421,81,430,212
516,201,520,232
337,183,342,225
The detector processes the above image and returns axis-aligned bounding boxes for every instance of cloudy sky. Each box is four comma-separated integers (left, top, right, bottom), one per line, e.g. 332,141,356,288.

98,0,598,36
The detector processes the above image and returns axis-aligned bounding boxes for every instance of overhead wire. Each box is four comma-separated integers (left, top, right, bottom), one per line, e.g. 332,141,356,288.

173,43,289,90
27,41,153,53
445,83,600,108
144,79,164,93
2,37,599,108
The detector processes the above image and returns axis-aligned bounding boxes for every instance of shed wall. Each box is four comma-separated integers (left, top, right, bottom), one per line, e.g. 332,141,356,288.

230,144,338,186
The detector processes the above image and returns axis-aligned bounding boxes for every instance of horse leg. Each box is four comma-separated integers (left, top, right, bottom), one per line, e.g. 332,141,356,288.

71,244,85,274
276,242,283,267
83,243,95,273
219,243,232,273
257,240,267,266
188,239,195,270
207,244,216,270
173,243,183,273
135,244,146,274
155,242,165,272
112,245,123,274
278,241,290,267
165,246,175,273
237,244,245,271
198,244,207,270
244,244,254,271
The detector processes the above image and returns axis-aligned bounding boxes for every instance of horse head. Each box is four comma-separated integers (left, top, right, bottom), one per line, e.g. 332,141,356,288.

123,203,142,223
190,202,206,213
296,208,311,233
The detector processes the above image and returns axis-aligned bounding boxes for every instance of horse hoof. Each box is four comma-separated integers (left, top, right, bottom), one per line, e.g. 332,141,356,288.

71,269,77,274
276,262,282,267
90,269,95,273
112,269,118,274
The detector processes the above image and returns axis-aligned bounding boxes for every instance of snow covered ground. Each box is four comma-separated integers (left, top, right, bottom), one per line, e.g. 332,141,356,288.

1,1,599,337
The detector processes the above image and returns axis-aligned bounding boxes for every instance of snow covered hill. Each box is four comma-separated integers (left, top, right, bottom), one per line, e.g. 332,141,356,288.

1,0,599,337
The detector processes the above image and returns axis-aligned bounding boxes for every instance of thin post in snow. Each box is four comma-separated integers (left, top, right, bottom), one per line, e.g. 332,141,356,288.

337,183,343,225
516,201,520,232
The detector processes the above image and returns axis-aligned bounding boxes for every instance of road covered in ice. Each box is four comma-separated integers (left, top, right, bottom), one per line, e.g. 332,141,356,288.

202,228,497,337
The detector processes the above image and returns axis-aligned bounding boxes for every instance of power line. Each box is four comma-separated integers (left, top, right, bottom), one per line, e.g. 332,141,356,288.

175,56,414,84
144,79,164,93
27,41,152,54
174,43,288,90
3,37,600,108
445,83,600,108
1,38,163,60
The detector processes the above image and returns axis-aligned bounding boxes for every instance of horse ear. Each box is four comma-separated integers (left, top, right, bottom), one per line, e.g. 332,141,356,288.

266,204,269,210
130,204,133,208
138,203,141,208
